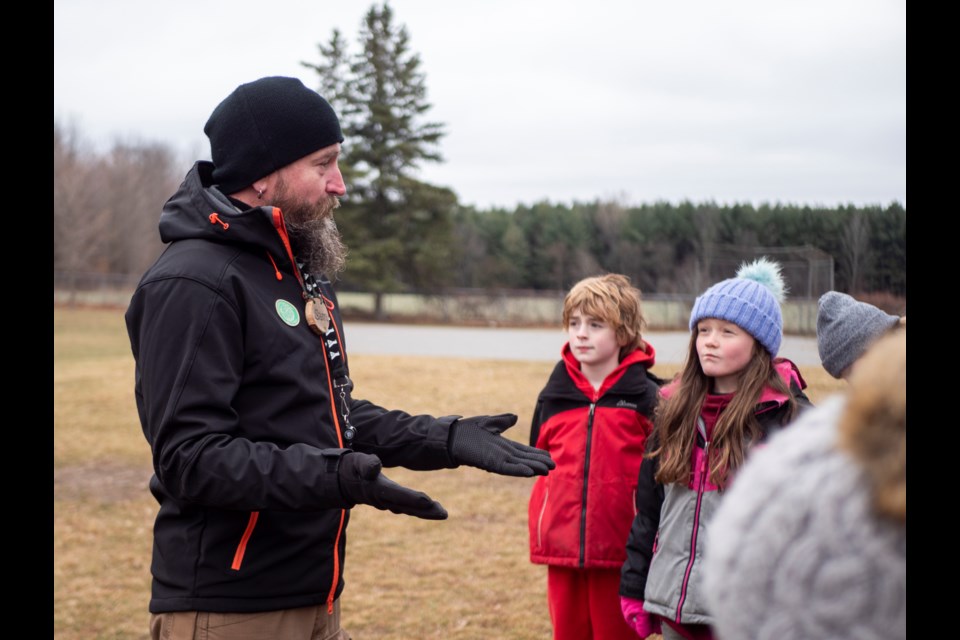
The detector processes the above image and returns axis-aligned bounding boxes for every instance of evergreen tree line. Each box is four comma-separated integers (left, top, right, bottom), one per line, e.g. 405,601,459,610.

444,200,905,298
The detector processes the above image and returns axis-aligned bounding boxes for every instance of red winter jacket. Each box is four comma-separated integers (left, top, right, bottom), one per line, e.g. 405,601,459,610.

528,342,660,569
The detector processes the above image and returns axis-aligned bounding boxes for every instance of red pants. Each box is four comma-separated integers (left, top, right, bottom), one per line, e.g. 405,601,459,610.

547,566,638,640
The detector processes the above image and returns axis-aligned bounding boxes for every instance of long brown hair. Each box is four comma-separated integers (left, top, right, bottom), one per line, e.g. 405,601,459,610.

651,329,798,488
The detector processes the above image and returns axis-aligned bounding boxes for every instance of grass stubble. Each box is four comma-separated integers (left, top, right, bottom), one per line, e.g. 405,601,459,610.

54,307,845,639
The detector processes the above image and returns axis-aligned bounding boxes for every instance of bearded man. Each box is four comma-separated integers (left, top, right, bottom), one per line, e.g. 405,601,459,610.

125,76,554,640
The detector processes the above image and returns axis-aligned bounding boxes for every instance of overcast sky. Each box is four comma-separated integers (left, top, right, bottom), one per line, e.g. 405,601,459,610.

53,0,905,210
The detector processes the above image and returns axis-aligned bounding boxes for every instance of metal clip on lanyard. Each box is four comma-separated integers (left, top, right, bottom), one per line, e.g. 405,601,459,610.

333,375,355,441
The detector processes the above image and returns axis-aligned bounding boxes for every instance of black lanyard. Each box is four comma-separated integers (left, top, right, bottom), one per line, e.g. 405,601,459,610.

303,270,357,443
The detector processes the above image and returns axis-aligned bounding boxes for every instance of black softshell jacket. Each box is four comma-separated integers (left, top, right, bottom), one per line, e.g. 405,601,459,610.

126,161,458,614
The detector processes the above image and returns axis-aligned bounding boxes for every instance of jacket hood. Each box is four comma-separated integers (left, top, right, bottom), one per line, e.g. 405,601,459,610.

552,340,656,400
159,161,296,272
766,358,806,404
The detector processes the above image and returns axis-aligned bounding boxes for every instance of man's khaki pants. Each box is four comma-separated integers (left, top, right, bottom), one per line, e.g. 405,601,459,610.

150,600,352,640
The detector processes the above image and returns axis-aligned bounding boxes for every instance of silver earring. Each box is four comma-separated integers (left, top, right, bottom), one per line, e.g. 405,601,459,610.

257,188,265,199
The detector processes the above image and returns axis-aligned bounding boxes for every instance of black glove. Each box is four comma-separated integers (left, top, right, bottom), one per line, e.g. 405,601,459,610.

338,451,448,520
448,413,556,477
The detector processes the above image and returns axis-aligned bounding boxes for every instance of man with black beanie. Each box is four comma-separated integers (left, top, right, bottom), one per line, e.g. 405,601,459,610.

125,76,555,640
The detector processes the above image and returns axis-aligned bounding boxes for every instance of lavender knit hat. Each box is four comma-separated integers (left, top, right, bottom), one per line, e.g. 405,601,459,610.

689,258,787,357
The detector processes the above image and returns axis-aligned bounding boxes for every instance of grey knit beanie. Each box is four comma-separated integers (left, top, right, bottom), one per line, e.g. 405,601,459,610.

703,396,907,640
817,292,899,379
204,76,344,194
689,258,786,357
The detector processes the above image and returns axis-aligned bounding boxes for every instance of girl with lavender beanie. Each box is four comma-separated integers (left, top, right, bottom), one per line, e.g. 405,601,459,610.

619,258,812,640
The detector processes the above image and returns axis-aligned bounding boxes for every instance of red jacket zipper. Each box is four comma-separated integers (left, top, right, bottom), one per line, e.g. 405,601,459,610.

578,400,598,567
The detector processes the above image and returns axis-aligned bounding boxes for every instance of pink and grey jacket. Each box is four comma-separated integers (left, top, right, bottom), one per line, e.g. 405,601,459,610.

619,359,811,626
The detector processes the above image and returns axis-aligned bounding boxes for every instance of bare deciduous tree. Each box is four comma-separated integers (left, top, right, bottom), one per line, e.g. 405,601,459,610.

54,122,181,280
840,208,871,293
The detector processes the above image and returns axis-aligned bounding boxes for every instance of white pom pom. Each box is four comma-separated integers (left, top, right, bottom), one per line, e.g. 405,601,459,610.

736,257,787,303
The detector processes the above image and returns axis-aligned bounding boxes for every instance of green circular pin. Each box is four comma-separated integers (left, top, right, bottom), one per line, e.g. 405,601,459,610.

275,299,301,326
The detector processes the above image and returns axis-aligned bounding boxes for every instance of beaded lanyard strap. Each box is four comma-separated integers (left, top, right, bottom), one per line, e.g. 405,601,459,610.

302,267,357,443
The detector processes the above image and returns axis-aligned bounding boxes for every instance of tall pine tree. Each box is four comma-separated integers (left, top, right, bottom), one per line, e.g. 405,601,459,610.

304,3,454,317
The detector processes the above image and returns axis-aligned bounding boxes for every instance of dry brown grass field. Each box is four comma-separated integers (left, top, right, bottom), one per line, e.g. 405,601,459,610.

54,306,845,640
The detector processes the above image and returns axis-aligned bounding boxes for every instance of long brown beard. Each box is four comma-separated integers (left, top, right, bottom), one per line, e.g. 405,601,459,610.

274,189,348,278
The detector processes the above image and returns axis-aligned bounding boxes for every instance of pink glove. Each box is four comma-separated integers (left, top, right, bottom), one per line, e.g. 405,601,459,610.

620,596,661,638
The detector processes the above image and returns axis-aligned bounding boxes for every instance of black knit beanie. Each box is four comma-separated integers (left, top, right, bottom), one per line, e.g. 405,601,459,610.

204,76,344,194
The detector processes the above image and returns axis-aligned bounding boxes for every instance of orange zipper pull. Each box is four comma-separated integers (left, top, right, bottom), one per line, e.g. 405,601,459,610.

266,252,283,281
209,213,230,230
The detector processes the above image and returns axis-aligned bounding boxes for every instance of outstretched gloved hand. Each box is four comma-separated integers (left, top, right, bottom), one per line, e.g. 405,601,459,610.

338,451,448,520
448,414,555,477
